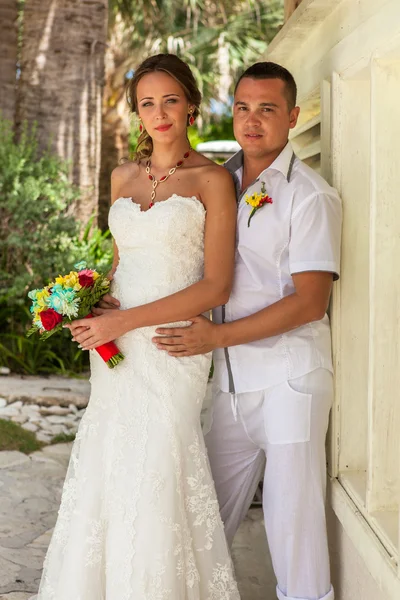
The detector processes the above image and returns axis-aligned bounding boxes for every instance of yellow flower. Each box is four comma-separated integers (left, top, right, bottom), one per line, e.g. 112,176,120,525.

245,192,263,208
92,271,100,281
64,271,82,291
33,305,41,317
55,275,67,286
244,181,273,227
36,288,51,309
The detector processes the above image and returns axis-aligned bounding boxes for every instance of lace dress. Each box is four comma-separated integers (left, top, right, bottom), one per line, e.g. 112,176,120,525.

36,195,240,600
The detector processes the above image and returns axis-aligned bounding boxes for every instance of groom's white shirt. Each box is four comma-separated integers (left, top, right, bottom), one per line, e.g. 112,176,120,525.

212,141,342,394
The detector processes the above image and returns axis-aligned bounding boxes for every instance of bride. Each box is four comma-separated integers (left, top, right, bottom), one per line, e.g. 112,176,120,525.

35,54,239,599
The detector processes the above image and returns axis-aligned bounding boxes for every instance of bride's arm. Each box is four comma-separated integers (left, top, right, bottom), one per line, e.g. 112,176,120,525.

129,167,236,322
69,166,237,349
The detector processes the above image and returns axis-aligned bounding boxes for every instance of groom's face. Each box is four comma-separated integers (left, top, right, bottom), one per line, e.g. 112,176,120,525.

233,77,299,159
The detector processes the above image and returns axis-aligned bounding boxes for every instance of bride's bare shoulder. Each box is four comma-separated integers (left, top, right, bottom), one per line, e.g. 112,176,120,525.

112,160,140,184
111,161,142,202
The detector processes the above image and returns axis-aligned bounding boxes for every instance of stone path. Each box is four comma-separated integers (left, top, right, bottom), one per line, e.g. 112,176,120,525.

0,375,90,408
0,375,90,444
0,444,72,600
0,443,275,600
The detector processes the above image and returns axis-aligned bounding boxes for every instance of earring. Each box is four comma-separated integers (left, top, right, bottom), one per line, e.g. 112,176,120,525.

139,123,143,133
189,113,195,126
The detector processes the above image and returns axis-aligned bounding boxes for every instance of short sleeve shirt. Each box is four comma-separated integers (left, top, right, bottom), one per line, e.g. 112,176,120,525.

212,141,342,394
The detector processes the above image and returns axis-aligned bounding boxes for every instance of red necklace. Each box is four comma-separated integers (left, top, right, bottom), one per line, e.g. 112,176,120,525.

145,148,191,208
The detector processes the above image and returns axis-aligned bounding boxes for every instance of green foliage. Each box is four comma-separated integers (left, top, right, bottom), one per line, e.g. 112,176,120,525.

0,118,113,304
193,116,235,145
0,118,79,303
74,216,113,275
0,302,90,375
110,0,284,111
50,431,76,444
0,117,113,375
0,418,44,454
189,116,236,162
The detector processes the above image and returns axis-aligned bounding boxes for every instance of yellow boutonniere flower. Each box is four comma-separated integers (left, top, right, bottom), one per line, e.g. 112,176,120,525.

244,182,273,227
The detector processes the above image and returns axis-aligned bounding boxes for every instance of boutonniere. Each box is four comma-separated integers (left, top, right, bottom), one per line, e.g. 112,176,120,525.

244,182,273,227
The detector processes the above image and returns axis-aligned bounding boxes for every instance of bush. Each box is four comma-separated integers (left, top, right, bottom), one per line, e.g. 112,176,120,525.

0,117,112,374
0,119,80,303
191,115,235,146
0,302,92,374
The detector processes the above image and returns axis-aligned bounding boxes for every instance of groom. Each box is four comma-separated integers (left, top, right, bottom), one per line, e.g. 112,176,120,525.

153,62,342,600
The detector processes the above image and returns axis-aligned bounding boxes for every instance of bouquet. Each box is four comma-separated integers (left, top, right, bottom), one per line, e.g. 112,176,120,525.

26,261,124,368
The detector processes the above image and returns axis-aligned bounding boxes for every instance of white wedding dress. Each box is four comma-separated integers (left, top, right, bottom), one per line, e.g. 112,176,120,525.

36,195,240,600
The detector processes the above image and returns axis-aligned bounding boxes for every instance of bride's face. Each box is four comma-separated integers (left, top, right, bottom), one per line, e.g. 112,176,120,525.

137,72,192,143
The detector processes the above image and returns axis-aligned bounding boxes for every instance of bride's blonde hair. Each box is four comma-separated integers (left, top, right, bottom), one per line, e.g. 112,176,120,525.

127,54,202,163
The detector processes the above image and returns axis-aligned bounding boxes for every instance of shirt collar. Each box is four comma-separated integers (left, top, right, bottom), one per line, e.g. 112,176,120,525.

225,140,294,183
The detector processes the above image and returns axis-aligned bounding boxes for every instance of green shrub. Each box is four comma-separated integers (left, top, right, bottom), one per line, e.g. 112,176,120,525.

0,118,80,303
0,302,91,374
0,117,112,375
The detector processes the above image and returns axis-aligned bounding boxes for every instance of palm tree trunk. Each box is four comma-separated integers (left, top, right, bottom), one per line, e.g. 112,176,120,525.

98,40,131,230
0,0,18,122
98,116,129,230
16,0,108,226
284,0,304,21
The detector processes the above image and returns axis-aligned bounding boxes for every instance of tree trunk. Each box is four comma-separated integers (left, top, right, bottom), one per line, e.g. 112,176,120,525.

98,26,131,230
284,0,304,22
98,114,129,230
17,0,108,226
0,0,18,122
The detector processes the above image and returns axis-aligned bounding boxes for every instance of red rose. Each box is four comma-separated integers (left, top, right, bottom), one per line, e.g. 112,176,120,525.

40,308,63,331
78,269,94,288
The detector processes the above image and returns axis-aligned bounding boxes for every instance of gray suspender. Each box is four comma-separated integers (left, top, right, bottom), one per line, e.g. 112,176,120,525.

287,151,296,182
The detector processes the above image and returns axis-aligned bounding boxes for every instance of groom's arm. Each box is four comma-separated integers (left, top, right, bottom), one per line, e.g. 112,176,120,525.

153,270,333,356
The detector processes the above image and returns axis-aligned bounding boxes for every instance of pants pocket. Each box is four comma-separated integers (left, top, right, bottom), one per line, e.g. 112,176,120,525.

263,379,312,445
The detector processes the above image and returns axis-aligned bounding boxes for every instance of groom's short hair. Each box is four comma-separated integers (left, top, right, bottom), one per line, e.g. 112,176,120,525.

235,62,297,110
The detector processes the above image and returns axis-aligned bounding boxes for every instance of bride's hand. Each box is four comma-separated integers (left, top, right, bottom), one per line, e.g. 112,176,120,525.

91,270,120,315
65,310,127,350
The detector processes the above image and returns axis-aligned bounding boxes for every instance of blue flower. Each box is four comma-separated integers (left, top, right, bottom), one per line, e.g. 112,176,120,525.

74,261,87,271
48,287,80,317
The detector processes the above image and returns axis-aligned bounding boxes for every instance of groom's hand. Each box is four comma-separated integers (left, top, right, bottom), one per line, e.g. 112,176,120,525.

153,315,220,356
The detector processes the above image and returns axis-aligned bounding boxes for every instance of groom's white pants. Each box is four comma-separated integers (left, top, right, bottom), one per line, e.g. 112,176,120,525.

204,367,334,600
